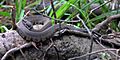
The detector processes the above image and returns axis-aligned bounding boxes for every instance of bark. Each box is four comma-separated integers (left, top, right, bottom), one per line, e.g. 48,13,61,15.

0,30,119,60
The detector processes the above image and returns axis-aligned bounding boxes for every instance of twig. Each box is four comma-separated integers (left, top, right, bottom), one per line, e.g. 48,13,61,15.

1,26,9,32
31,42,39,50
89,0,111,15
50,0,56,18
53,45,59,60
42,0,47,14
19,49,27,60
50,38,60,60
116,49,120,60
1,42,33,60
77,14,93,59
94,38,120,59
32,9,81,23
42,38,60,60
68,48,118,60
42,39,54,60
11,6,17,30
17,10,30,24
77,15,91,35
92,14,120,32
86,0,111,23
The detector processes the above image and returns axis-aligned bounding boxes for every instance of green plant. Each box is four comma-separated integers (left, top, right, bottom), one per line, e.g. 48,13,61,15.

15,0,26,22
0,0,120,33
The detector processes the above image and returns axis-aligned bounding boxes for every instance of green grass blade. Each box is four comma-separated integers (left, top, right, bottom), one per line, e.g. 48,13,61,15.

22,0,26,9
49,0,76,19
88,10,120,23
56,0,76,19
25,0,41,9
0,11,10,17
15,0,20,21
19,9,25,20
0,4,13,8
15,0,26,22
0,26,5,33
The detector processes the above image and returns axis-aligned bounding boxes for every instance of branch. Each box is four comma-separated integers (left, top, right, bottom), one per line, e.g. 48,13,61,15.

1,42,33,60
68,48,118,60
92,14,120,32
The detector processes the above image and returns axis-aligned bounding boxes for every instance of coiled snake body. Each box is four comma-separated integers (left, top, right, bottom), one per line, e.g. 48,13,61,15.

16,15,86,42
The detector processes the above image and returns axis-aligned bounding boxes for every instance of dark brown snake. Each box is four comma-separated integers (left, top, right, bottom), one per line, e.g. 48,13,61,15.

16,15,87,42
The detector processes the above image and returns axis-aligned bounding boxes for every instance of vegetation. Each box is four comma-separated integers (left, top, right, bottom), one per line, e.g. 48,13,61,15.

0,0,120,33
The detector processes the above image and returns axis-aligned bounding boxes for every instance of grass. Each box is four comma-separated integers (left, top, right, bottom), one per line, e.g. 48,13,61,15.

15,0,26,22
0,0,120,33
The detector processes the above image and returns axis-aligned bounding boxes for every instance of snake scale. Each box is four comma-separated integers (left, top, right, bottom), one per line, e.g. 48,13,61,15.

16,15,87,42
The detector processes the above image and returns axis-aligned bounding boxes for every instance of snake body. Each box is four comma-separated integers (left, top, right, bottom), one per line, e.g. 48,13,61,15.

21,15,52,32
16,15,86,42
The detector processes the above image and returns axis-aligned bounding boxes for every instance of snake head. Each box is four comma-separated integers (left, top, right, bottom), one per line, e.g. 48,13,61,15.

22,19,33,30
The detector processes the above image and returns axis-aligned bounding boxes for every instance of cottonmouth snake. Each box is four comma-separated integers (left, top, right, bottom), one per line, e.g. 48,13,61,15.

16,15,87,42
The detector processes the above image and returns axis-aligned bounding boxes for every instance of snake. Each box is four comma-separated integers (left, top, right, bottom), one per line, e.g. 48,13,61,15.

16,15,87,43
